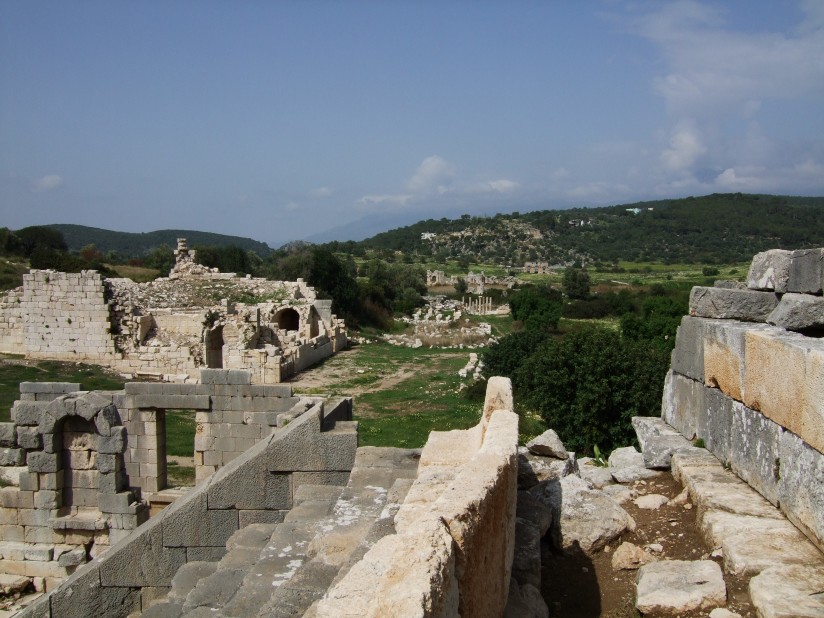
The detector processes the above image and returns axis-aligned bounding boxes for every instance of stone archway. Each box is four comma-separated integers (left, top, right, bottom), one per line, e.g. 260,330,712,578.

274,308,300,332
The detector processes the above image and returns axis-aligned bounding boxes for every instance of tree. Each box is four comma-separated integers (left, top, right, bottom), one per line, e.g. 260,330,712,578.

562,266,590,300
15,226,67,257
513,328,670,454
454,277,468,295
509,285,563,331
146,244,175,274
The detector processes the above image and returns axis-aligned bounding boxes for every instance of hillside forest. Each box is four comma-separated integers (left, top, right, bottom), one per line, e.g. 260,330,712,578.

2,192,823,453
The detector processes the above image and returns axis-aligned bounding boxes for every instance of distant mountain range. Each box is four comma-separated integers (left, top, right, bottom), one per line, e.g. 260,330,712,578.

35,193,824,266
45,224,273,258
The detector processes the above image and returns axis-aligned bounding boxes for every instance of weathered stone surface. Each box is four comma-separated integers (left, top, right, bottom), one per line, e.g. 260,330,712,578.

642,434,694,470
0,422,15,447
504,578,549,618
99,516,186,587
636,560,726,614
634,494,669,510
0,447,24,466
743,329,824,454
670,315,707,382
709,609,743,618
631,416,680,453
661,370,705,441
49,563,141,618
749,564,824,618
729,401,781,506
601,483,637,504
768,292,824,332
313,518,460,618
608,446,644,469
526,429,568,460
611,541,657,570
788,247,824,294
517,447,573,489
721,522,824,576
777,429,824,552
512,517,542,588
748,249,792,292
578,461,614,489
689,286,778,322
611,466,661,484
530,475,635,554
517,491,552,537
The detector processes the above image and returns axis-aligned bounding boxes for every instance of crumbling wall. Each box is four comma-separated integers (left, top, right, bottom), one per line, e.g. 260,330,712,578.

15,396,357,617
0,286,24,354
18,270,117,361
664,248,824,552
314,377,519,618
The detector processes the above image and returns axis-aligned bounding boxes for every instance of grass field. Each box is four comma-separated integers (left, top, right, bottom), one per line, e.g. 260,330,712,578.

0,357,125,422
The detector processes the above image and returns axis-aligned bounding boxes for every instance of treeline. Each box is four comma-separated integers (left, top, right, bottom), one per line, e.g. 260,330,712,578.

0,226,119,277
482,274,688,454
358,193,824,265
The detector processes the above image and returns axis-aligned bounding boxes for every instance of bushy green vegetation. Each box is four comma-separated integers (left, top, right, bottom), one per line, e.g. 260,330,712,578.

483,283,687,454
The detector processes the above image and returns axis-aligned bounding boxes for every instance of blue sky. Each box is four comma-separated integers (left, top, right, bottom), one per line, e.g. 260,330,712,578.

1,1,823,247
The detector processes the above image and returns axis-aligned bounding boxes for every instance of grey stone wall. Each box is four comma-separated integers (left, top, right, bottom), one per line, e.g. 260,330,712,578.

17,397,357,617
664,247,824,552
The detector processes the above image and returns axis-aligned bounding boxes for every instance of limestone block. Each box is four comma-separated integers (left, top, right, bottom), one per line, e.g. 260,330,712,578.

0,447,24,466
607,446,644,469
636,560,726,614
749,565,824,618
49,562,141,618
729,401,781,506
704,320,775,402
267,406,356,472
767,292,824,332
0,422,16,447
98,492,135,514
75,392,115,421
641,434,693,470
15,426,41,450
670,316,708,382
661,370,704,440
34,489,60,509
314,518,460,618
26,451,61,473
131,394,210,410
517,448,574,489
788,247,824,294
689,286,778,322
97,426,128,454
747,249,792,292
776,429,824,552
701,387,735,465
11,401,46,426
743,329,824,453
525,429,567,459
94,403,121,436
161,491,238,548
99,516,186,587
631,416,680,452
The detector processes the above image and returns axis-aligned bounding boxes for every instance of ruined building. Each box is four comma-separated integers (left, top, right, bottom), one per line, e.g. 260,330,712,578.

0,239,347,383
0,248,822,617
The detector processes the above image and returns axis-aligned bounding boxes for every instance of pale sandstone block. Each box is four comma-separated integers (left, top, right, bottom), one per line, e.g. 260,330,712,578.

743,329,824,453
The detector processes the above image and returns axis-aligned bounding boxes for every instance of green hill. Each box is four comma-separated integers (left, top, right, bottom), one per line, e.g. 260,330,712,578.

358,193,824,265
45,224,272,258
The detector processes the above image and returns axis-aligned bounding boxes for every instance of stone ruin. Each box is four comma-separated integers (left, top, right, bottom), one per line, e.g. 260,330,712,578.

0,247,821,617
0,239,347,383
426,270,517,295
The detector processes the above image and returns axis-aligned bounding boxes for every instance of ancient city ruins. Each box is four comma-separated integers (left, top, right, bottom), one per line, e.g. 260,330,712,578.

0,247,822,616
0,239,347,384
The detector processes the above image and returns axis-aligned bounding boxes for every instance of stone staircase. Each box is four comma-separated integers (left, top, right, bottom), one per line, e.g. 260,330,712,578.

137,447,420,618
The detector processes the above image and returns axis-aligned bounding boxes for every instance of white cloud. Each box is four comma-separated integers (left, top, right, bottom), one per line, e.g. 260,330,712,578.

310,187,332,198
660,121,707,172
407,155,456,193
32,174,63,192
465,179,519,194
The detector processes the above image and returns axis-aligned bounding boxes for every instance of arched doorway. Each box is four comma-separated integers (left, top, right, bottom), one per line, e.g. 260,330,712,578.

274,308,300,332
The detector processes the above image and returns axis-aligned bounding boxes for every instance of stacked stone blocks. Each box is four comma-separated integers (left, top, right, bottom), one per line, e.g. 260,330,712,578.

16,392,357,617
664,247,824,552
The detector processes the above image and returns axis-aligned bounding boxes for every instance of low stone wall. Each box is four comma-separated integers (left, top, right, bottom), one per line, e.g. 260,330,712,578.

664,248,824,552
313,377,519,618
18,398,357,617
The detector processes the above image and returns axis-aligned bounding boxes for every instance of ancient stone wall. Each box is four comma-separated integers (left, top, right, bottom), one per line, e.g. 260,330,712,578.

664,248,824,552
314,377,519,618
0,255,348,383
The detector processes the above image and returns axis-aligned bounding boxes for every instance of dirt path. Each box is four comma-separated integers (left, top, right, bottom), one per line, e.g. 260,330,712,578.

542,472,756,618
